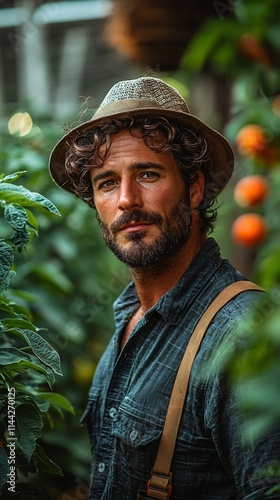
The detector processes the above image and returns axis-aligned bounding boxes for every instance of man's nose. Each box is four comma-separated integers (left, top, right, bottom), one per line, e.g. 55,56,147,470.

117,180,143,211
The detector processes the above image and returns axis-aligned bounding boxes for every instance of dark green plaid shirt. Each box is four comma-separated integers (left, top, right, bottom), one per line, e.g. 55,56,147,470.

82,238,280,499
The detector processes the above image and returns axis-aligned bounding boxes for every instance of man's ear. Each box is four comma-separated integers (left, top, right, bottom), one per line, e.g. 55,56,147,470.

190,171,205,209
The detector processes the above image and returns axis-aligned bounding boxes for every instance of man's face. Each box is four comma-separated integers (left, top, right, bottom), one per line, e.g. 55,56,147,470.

90,130,195,268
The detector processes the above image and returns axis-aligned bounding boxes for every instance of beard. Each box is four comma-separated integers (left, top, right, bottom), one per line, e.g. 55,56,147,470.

96,193,192,269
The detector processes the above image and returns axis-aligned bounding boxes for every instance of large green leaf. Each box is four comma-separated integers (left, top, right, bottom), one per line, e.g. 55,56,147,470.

4,203,34,251
10,229,30,252
0,239,14,288
16,403,42,461
0,271,16,292
0,296,31,317
1,317,38,332
0,348,55,387
35,392,74,414
4,391,51,414
10,329,62,376
4,203,28,230
0,297,18,315
33,444,62,475
0,184,60,216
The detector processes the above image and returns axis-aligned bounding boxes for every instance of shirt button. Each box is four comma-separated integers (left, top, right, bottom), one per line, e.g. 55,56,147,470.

130,430,138,441
98,462,105,473
109,407,117,418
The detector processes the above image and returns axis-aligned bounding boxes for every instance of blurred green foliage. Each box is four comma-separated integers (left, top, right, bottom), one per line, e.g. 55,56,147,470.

175,0,280,490
0,113,130,497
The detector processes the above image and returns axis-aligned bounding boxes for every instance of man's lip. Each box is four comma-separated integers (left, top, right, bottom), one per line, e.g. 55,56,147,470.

119,221,152,232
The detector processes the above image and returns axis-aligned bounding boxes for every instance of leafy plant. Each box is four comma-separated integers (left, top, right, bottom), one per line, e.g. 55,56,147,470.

0,171,74,496
174,0,280,491
0,113,129,497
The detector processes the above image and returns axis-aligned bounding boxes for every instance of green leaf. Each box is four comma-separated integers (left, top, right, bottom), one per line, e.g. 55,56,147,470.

19,329,62,376
0,296,30,317
4,203,28,231
267,484,280,495
16,403,42,461
25,208,39,233
32,262,73,293
10,229,30,252
0,171,26,183
5,391,51,414
33,444,62,475
33,399,50,412
0,348,55,387
1,317,38,332
4,203,37,250
0,271,16,291
0,297,17,315
0,184,60,216
35,392,75,414
180,19,242,71
0,239,14,288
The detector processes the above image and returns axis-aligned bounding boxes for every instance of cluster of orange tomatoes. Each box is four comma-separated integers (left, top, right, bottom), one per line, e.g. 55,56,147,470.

231,124,273,249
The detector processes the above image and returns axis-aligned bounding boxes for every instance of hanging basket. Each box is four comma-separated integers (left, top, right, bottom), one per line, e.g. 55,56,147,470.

105,0,215,71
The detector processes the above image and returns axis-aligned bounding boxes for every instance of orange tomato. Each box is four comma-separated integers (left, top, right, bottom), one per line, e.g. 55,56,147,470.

234,175,269,208
231,213,268,248
235,124,279,164
236,125,268,157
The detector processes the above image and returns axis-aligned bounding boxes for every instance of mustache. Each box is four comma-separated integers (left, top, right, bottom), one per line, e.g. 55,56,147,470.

110,209,163,233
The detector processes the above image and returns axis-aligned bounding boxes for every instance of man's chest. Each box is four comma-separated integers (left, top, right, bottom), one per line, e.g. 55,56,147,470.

119,307,145,350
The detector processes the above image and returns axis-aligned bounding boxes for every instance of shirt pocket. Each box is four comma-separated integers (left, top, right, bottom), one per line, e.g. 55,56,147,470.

80,389,100,451
112,398,163,475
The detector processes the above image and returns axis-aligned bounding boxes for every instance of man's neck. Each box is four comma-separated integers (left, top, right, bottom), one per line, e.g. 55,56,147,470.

131,233,208,314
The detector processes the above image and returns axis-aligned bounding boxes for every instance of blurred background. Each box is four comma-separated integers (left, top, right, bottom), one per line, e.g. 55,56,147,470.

1,0,280,498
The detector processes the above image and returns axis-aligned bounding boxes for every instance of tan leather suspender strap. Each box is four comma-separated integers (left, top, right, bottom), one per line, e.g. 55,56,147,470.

146,281,264,500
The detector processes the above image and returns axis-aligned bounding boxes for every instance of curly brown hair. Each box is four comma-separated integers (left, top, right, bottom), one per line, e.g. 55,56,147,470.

65,116,218,233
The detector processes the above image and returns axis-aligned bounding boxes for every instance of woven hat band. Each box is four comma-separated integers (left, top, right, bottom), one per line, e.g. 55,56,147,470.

93,98,181,119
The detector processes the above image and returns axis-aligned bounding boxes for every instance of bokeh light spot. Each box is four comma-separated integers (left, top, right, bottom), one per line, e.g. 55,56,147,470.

8,112,33,137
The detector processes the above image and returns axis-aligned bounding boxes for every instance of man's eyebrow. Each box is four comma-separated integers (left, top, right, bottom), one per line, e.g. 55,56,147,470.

91,169,115,186
128,162,166,172
91,162,166,186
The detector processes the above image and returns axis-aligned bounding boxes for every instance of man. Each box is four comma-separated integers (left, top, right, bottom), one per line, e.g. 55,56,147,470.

49,77,280,499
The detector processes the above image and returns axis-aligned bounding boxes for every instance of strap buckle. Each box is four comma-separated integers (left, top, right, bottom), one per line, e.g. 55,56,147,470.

147,471,173,499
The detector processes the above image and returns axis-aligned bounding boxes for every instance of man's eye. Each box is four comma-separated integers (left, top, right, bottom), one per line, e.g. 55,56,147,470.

141,171,158,179
99,180,117,189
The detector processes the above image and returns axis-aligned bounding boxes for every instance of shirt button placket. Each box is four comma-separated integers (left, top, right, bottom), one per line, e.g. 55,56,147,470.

109,407,117,418
98,462,105,473
129,430,138,442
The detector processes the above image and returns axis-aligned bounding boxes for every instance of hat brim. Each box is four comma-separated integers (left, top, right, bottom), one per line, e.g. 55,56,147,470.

49,104,234,196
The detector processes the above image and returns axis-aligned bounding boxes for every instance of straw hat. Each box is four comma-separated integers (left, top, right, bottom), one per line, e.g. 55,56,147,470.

49,76,234,195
